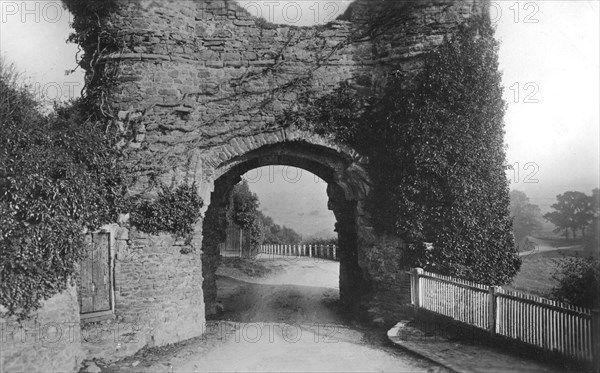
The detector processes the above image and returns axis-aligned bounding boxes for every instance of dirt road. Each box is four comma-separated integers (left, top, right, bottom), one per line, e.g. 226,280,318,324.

518,237,583,257
101,255,445,373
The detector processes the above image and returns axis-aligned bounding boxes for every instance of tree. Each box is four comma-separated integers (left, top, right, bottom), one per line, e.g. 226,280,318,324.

226,181,303,251
229,180,260,228
258,211,302,245
228,180,264,251
544,191,594,239
509,190,542,247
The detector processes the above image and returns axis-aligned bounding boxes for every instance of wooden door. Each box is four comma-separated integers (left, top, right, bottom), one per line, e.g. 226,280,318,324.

79,232,111,314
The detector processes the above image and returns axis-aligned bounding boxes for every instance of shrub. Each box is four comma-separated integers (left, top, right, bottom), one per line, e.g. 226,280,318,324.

0,59,126,319
550,256,600,309
131,183,203,238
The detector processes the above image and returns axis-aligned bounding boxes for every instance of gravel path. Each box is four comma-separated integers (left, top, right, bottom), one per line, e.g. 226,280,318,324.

99,255,446,373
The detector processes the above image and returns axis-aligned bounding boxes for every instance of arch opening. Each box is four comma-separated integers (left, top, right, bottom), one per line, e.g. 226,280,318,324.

201,142,371,317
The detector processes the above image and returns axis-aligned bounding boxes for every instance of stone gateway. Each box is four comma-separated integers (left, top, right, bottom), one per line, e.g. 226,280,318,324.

1,1,489,371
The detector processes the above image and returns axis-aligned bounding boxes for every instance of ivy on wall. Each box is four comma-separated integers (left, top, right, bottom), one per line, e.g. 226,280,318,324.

130,183,203,240
0,1,130,320
62,0,121,119
0,63,203,319
284,16,521,285
0,60,127,320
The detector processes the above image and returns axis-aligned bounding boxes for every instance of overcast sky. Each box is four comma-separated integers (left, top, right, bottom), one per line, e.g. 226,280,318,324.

1,1,598,235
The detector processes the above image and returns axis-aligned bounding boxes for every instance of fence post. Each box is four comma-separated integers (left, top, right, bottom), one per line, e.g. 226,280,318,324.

333,245,336,260
309,245,312,258
488,286,499,336
239,228,243,257
411,268,423,309
593,309,600,372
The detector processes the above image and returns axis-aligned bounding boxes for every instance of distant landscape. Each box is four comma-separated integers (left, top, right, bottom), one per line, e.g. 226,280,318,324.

506,237,589,297
245,166,336,238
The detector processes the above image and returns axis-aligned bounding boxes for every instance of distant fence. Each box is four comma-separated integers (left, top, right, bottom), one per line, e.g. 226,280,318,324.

258,244,338,261
409,268,600,366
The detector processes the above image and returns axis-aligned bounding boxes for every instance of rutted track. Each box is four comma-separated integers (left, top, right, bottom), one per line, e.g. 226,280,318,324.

100,255,447,373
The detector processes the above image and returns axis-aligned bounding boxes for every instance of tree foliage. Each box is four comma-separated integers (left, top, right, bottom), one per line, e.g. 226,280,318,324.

226,181,303,249
550,256,600,309
544,191,594,239
230,181,260,227
584,188,600,256
509,190,542,247
228,181,264,250
0,59,126,319
284,16,519,284
259,212,303,245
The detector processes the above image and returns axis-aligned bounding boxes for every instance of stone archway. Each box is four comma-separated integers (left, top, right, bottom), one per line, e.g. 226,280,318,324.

3,1,494,370
200,135,372,315
61,0,488,356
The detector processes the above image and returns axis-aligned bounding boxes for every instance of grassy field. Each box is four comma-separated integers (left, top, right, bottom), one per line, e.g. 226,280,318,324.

505,237,587,297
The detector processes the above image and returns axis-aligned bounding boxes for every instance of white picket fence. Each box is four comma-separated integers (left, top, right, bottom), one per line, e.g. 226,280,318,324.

258,244,338,261
409,268,600,365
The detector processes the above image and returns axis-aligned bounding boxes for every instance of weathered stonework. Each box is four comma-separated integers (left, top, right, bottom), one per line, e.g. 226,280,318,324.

112,226,205,346
0,285,83,373
59,0,490,368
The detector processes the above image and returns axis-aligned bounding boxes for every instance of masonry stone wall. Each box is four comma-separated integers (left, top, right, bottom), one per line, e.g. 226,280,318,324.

115,227,205,346
64,0,488,360
0,285,82,373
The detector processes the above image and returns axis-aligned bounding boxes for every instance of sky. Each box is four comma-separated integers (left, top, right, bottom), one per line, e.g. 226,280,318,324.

1,1,598,236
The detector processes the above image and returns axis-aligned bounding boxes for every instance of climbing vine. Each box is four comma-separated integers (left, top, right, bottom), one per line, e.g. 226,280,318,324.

62,0,121,119
0,59,127,320
130,183,203,240
284,16,521,285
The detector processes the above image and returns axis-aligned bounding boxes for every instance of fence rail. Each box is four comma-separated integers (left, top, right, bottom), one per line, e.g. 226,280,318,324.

409,268,599,365
258,244,338,261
